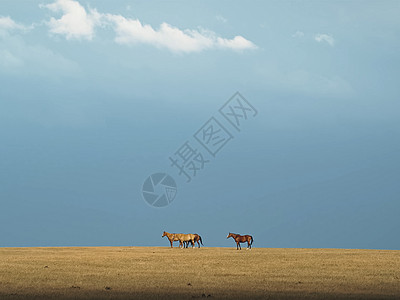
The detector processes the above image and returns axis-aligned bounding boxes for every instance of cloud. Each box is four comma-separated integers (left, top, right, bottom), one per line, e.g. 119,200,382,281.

106,14,256,53
292,31,304,38
0,16,26,30
0,16,30,36
0,14,79,76
216,15,227,23
314,33,335,46
40,0,256,53
216,35,257,51
0,33,80,76
40,0,101,40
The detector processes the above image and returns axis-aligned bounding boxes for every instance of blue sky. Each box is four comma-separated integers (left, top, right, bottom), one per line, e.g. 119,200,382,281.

1,0,399,249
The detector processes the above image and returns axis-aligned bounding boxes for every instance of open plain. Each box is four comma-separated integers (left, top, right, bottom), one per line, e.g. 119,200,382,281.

0,247,399,299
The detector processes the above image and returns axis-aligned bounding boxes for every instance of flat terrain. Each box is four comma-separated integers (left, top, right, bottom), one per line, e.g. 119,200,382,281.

0,247,399,299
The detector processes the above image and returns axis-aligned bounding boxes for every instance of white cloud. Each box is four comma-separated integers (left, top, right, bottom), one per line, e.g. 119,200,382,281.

0,16,30,36
41,0,101,40
216,15,227,23
216,35,257,51
40,0,257,53
314,33,335,46
0,32,80,76
106,14,256,53
1,14,79,76
292,31,304,38
0,16,19,30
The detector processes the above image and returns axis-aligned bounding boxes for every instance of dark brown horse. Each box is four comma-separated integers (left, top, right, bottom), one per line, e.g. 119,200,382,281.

227,233,253,250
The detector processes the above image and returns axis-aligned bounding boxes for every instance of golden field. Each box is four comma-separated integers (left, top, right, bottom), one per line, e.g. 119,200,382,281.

0,246,399,299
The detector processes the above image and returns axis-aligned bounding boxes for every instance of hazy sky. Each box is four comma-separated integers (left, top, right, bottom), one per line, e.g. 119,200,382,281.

1,0,399,249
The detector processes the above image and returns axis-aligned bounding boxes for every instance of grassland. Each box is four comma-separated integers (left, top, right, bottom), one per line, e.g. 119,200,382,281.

0,247,399,299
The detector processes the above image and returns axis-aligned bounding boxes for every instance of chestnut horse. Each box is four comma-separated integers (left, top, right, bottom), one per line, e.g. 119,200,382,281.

227,233,253,250
162,231,180,248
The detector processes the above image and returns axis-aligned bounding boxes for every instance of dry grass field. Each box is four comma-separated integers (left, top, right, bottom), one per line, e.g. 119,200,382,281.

0,246,399,299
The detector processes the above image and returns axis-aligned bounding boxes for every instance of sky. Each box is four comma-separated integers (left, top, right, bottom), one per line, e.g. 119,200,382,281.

0,0,399,249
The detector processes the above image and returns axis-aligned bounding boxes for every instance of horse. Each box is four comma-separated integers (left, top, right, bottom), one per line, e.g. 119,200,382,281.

162,231,181,248
174,233,196,248
227,233,253,250
184,234,203,248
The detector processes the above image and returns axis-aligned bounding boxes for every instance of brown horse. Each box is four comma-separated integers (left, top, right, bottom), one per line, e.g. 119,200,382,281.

227,233,253,250
184,234,203,248
162,231,180,248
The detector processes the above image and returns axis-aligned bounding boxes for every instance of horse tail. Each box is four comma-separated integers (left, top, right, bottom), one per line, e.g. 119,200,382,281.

199,235,203,246
250,236,254,245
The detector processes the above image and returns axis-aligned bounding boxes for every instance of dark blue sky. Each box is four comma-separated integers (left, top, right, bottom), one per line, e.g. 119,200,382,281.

1,0,399,249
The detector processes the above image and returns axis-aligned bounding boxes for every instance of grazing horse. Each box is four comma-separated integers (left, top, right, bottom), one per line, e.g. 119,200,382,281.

184,234,203,248
227,233,253,250
162,231,180,248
